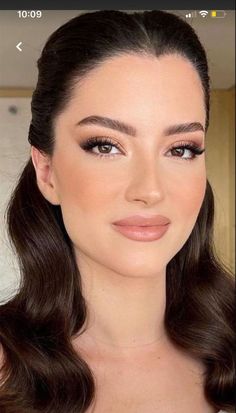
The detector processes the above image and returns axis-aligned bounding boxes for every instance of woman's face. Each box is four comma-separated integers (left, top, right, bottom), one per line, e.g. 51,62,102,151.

49,53,206,277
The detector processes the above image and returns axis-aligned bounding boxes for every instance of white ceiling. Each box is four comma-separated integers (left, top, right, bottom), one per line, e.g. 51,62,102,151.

0,10,235,89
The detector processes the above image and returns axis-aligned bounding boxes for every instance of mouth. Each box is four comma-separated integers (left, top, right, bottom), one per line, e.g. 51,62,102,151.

112,223,170,242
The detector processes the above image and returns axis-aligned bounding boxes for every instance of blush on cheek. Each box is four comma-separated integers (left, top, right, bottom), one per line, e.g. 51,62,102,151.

181,178,206,219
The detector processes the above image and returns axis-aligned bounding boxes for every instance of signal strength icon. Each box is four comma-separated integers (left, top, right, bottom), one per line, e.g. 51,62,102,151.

186,11,197,18
199,10,209,17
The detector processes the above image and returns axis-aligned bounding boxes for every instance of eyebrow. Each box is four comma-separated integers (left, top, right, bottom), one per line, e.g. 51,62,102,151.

76,115,205,136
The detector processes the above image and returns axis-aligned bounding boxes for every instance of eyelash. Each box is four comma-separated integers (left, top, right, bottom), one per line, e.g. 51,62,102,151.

80,136,205,161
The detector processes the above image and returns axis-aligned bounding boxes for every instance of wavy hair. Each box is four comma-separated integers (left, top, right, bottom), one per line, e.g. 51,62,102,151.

0,10,235,413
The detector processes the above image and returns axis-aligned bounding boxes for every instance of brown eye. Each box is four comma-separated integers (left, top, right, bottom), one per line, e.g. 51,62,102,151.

97,143,113,153
80,136,123,158
171,148,185,157
167,143,205,161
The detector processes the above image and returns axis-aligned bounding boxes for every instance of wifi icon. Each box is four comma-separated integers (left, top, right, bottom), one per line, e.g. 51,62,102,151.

199,10,209,17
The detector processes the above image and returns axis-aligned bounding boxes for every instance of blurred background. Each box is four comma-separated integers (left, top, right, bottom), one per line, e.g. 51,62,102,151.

0,10,235,302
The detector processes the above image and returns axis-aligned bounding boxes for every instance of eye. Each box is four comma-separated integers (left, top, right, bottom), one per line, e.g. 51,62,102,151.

80,137,123,158
80,137,205,161
167,142,205,161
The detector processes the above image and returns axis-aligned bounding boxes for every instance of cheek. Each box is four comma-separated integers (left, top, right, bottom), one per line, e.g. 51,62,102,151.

183,174,206,216
71,171,114,212
163,170,206,263
54,160,115,224
170,169,206,223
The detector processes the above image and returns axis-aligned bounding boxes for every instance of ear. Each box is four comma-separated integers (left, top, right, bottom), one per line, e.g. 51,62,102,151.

31,146,60,205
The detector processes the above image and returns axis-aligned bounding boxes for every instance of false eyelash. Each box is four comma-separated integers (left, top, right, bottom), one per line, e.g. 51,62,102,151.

80,136,205,161
169,141,206,160
80,137,123,154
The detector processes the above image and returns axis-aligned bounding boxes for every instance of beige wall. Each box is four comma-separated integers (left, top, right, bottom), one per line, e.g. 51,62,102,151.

206,87,235,273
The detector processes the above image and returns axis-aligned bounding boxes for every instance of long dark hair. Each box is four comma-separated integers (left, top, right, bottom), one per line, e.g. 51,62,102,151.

0,10,234,413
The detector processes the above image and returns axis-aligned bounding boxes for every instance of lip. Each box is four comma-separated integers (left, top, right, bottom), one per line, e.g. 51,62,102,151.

112,222,170,242
112,214,170,226
112,214,170,242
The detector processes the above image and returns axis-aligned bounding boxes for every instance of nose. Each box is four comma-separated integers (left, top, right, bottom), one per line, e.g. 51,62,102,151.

125,155,165,207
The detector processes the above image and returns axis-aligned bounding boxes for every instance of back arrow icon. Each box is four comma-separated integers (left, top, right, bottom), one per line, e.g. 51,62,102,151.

16,42,22,51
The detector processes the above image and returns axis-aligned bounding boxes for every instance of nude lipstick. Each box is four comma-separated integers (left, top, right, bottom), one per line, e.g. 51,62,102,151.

112,215,170,242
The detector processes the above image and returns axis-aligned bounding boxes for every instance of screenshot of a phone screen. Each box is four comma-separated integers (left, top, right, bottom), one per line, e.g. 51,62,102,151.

0,2,235,298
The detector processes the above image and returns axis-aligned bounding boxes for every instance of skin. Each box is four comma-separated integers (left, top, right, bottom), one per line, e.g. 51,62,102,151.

31,53,207,362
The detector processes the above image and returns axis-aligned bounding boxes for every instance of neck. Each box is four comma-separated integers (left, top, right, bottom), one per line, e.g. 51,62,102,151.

74,252,167,353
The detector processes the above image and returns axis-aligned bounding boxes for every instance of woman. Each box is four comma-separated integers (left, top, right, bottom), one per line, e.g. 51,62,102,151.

0,10,234,413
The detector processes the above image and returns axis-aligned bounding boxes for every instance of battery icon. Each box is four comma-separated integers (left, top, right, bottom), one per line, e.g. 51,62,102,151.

211,10,226,18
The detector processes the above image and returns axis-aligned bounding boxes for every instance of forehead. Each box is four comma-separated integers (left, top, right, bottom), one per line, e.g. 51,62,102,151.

57,53,205,135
